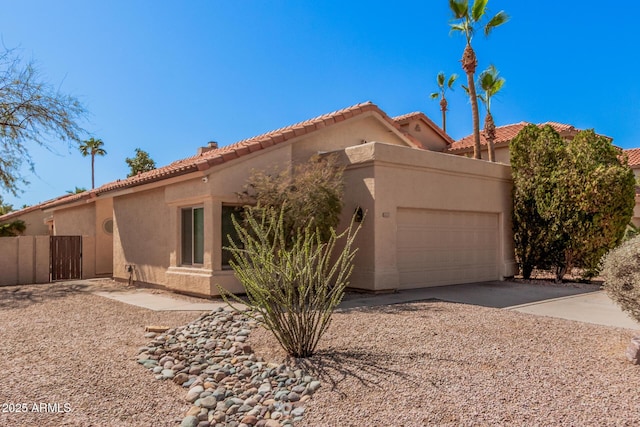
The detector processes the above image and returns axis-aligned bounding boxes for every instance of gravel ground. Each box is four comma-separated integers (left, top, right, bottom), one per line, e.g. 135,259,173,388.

3,280,640,426
248,301,640,426
0,281,201,427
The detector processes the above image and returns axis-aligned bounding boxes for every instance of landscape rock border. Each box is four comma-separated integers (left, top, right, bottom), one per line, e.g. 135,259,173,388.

137,307,319,427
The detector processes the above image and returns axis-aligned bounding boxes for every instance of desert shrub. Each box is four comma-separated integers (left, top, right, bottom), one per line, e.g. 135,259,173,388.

601,235,640,322
240,154,344,243
221,206,359,358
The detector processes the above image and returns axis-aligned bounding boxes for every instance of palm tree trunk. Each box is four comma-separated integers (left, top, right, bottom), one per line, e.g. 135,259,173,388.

440,97,448,133
91,153,95,189
462,45,481,160
484,112,496,162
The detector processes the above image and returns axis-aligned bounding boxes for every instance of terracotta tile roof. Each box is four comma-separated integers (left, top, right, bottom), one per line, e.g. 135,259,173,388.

448,121,579,153
0,191,94,222
4,102,424,216
625,148,640,167
89,101,423,195
392,112,455,145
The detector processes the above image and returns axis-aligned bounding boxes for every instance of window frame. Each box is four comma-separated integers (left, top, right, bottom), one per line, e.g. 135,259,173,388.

181,206,204,266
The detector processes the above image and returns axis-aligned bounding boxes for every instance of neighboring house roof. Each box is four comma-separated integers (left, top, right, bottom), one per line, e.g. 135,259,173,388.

448,121,580,154
0,192,88,222
625,147,640,168
1,101,430,219
392,112,455,145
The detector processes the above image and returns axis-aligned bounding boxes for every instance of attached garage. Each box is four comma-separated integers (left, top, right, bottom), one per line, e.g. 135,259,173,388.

396,208,500,289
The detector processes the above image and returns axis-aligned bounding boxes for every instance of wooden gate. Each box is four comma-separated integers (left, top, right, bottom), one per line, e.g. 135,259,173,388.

50,236,82,281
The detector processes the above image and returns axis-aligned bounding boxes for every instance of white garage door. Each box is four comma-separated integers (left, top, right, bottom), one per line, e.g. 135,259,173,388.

397,208,499,289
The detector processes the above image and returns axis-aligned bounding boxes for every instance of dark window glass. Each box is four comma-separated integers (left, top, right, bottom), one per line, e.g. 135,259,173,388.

221,205,243,268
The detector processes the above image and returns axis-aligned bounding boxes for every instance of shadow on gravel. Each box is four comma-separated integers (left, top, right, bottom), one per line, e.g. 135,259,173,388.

341,299,446,315
0,283,90,310
295,347,449,398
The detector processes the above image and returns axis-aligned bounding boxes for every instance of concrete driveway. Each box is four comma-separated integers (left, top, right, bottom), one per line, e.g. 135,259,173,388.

86,278,639,330
339,281,640,330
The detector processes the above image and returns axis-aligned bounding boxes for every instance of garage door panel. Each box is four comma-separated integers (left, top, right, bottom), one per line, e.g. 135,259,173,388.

397,208,499,289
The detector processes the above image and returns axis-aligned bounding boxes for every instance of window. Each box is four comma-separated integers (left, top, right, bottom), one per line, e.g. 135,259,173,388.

221,205,244,268
102,218,113,234
181,207,204,265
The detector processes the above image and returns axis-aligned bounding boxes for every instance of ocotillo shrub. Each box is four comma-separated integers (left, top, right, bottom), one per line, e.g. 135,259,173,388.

221,206,359,358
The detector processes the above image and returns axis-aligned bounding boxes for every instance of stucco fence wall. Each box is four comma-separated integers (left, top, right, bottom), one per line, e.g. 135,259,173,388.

0,235,96,286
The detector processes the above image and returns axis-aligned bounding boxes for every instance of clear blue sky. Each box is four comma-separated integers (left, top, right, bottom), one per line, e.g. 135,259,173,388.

2,1,638,208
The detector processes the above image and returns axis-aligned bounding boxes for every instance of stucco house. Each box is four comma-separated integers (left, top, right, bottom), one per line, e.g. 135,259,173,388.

0,102,517,296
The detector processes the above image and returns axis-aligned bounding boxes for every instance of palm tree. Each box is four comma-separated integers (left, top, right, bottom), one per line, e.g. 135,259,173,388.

430,71,458,133
79,138,106,189
477,65,505,162
449,0,508,160
66,186,87,194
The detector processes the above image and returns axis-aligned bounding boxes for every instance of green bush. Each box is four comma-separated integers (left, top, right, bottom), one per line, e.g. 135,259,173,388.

221,206,360,358
0,219,25,236
601,235,640,322
511,125,636,282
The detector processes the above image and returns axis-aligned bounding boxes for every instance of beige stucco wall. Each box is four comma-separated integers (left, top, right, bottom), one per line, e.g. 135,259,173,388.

397,118,449,152
53,203,95,236
0,236,49,286
112,141,293,297
453,145,511,164
114,187,170,288
341,142,515,292
94,198,113,275
291,113,411,163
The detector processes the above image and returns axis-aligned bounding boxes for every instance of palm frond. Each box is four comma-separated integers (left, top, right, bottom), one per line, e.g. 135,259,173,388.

436,71,446,87
430,92,440,99
449,23,466,34
485,11,509,36
449,0,469,19
447,74,459,89
471,0,488,22
491,78,506,95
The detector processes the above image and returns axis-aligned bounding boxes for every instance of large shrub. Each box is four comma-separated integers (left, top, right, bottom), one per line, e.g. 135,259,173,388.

222,206,359,358
511,125,636,281
510,125,565,278
602,236,640,322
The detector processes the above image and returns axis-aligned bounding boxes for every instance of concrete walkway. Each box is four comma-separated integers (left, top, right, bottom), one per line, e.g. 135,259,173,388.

92,289,239,312
90,280,639,330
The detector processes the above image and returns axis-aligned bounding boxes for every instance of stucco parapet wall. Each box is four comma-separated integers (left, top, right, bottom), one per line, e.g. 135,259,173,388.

341,142,512,181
